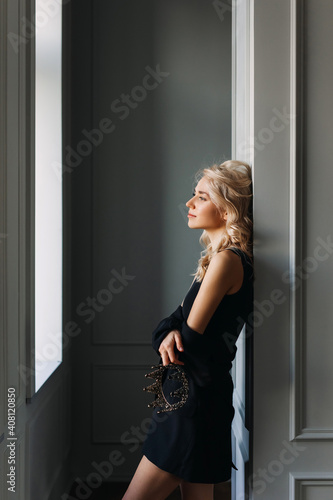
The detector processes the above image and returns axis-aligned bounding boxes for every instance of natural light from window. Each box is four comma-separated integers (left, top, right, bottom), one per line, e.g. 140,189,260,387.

35,0,63,392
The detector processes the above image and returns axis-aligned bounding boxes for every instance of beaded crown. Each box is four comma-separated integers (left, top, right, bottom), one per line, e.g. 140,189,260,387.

143,363,189,413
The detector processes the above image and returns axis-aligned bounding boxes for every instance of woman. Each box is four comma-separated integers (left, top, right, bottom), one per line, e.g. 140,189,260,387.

122,160,254,500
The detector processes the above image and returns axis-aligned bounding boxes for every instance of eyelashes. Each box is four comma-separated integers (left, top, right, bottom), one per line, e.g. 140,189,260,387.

192,192,206,200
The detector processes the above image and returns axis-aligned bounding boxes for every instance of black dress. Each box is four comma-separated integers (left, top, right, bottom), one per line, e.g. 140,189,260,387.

142,247,254,483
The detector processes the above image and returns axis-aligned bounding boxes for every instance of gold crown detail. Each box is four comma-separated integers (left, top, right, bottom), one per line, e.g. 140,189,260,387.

143,363,189,413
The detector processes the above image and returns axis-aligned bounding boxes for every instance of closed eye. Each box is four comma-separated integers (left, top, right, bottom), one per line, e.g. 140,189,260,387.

192,192,206,201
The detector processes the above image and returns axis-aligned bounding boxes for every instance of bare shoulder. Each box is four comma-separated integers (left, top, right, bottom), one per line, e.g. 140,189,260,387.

208,248,241,272
186,249,243,333
206,249,243,290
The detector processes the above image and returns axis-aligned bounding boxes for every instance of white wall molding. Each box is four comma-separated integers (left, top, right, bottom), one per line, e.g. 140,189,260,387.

289,0,333,442
290,472,333,500
289,0,305,443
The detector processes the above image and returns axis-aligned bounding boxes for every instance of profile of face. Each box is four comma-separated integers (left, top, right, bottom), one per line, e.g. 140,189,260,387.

185,176,228,230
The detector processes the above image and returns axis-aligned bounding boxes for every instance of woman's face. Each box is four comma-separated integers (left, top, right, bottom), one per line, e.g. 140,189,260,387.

185,176,227,230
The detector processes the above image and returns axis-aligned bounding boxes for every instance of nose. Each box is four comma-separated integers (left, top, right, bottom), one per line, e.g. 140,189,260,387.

186,195,195,208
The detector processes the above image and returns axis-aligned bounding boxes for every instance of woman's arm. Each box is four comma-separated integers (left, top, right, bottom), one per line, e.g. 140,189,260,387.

185,250,241,334
153,254,240,375
176,250,243,386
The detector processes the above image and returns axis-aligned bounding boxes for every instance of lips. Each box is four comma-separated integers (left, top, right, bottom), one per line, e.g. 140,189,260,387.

188,213,196,217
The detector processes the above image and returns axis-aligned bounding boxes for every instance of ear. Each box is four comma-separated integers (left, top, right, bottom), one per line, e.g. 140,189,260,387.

221,210,228,221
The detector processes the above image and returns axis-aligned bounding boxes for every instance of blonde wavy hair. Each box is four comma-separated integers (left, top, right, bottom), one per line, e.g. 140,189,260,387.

191,160,253,282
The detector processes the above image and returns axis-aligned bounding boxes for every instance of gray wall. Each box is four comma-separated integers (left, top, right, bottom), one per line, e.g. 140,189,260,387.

233,0,333,499
70,0,231,482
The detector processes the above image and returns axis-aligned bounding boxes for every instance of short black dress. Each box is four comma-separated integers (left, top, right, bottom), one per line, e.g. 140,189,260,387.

142,247,254,483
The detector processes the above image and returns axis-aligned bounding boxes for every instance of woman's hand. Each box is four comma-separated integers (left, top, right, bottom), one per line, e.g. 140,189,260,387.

158,329,185,366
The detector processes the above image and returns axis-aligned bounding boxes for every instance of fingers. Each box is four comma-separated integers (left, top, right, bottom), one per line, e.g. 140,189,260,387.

171,358,185,366
174,332,184,353
160,346,182,366
159,331,185,366
168,350,184,366
160,351,170,367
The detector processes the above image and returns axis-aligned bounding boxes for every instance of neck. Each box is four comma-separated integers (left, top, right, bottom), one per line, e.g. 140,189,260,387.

206,228,228,253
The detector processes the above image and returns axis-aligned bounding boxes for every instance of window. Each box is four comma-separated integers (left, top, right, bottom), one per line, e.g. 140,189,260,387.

34,0,63,391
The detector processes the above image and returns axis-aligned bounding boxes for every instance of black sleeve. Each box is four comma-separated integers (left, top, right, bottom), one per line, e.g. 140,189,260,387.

151,304,184,354
179,320,215,387
152,309,218,388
